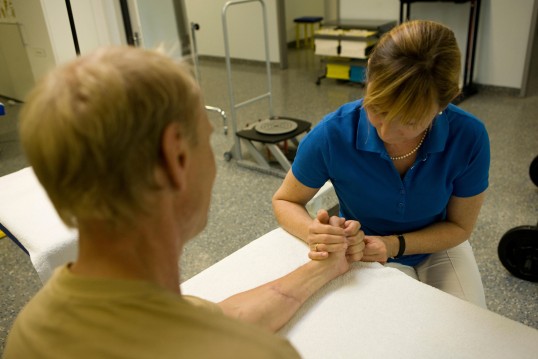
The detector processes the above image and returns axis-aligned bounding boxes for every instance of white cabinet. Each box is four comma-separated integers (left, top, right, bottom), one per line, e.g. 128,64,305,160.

0,22,34,101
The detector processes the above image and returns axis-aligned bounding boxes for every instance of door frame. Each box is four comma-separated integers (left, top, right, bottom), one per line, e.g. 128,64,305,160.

520,0,538,97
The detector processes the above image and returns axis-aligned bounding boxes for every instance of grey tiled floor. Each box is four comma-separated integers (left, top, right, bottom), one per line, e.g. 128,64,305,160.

1,48,537,354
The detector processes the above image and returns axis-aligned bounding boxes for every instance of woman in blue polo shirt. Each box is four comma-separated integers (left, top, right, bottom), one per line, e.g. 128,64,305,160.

272,20,489,307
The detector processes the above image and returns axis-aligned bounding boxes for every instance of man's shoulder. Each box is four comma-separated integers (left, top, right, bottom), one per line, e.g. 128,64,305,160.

173,296,299,358
4,274,299,359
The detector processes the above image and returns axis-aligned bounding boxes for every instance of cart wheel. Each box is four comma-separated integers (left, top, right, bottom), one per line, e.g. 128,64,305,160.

223,152,232,162
530,155,538,187
498,225,538,282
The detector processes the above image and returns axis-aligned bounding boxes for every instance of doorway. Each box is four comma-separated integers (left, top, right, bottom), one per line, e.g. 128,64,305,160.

118,0,190,59
521,0,538,97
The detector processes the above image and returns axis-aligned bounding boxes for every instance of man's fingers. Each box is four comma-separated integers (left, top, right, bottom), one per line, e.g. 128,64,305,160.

315,242,348,253
344,220,361,236
346,230,365,245
316,209,330,224
310,221,346,236
329,215,345,228
346,241,365,255
308,250,329,260
311,232,348,245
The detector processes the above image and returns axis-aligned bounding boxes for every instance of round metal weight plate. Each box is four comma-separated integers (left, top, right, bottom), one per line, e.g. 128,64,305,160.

255,119,298,135
498,225,538,282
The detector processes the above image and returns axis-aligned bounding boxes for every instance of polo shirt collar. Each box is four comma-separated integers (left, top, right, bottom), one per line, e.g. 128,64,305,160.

355,104,449,155
355,106,384,153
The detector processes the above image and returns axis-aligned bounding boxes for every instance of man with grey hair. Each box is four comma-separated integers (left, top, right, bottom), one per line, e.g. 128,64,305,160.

3,46,356,358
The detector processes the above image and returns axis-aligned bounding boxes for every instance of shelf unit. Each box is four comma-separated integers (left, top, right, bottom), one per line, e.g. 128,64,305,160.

314,19,396,85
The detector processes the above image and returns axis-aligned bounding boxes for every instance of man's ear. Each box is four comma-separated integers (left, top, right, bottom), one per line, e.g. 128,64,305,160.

160,122,189,189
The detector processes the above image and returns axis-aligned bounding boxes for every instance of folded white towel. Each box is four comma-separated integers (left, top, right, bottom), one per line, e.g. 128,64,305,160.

182,228,538,359
0,167,78,283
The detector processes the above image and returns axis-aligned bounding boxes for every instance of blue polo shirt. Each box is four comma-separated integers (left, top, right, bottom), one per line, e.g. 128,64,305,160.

292,99,490,266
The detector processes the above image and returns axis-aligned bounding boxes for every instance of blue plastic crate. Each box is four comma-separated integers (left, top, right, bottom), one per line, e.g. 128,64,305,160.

350,65,366,83
349,65,366,83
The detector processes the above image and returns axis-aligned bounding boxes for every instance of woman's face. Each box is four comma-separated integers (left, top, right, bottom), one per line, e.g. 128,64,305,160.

366,106,439,145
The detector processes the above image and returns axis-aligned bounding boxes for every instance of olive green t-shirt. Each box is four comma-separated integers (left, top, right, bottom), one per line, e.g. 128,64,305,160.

3,265,300,358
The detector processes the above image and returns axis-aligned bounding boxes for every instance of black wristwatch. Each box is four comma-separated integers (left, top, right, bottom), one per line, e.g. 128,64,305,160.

394,234,406,258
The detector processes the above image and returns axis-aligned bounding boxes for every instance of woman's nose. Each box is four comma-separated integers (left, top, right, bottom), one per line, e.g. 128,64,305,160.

379,123,398,137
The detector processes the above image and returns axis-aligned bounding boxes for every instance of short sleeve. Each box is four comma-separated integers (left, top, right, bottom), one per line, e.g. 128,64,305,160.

183,295,223,314
452,124,490,197
291,121,331,189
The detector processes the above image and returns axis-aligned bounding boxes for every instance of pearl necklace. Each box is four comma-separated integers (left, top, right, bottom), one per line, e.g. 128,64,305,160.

389,128,428,161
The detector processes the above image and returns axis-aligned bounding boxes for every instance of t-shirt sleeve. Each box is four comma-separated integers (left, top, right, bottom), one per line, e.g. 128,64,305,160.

452,123,490,197
291,121,331,189
183,295,223,315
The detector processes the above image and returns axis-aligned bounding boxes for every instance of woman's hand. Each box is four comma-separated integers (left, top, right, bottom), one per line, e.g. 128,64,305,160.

361,235,395,263
307,210,347,260
307,210,365,261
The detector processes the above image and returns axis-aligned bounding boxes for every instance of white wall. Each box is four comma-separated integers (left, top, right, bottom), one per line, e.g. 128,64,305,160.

41,0,123,63
184,0,280,63
12,0,123,83
475,0,535,88
339,0,536,89
11,0,57,82
0,23,35,100
69,0,123,56
285,0,324,44
9,0,536,90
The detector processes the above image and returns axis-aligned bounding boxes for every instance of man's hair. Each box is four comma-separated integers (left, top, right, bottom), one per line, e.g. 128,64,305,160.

19,46,201,228
363,20,461,125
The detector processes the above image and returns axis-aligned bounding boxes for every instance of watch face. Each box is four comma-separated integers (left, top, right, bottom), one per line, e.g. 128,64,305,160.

255,119,298,135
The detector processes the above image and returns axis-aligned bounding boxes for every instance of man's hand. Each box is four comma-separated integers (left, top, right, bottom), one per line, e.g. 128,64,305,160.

307,210,364,261
343,220,365,261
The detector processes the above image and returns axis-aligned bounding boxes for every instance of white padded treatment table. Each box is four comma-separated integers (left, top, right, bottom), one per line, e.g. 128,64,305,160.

2,167,538,358
182,228,538,358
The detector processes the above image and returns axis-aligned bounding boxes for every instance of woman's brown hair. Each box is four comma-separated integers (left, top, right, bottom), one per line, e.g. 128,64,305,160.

364,20,461,126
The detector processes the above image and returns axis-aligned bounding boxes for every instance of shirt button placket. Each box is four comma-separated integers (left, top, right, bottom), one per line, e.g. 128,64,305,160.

398,187,406,214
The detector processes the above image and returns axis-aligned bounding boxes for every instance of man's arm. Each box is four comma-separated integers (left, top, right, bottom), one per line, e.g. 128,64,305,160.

218,227,350,332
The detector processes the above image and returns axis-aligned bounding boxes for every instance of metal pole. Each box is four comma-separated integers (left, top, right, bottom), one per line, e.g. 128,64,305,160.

222,0,273,159
118,0,135,46
65,0,80,55
190,22,201,82
171,0,191,57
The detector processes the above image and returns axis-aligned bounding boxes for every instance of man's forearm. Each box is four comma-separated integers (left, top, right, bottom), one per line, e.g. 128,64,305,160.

219,257,347,332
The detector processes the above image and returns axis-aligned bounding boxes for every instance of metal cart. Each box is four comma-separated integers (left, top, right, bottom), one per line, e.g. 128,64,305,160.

221,0,311,177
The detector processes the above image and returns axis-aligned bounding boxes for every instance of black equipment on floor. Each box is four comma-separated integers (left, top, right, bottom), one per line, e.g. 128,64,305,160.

498,155,538,282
